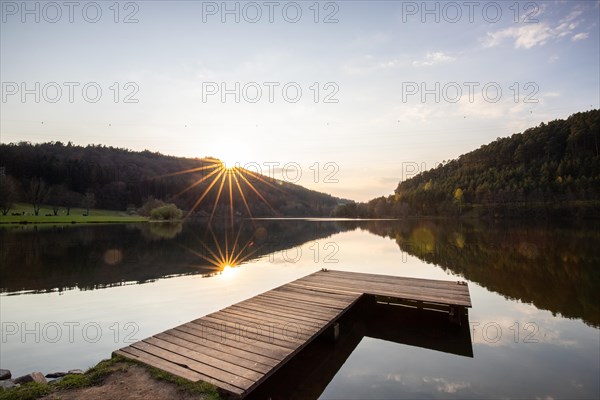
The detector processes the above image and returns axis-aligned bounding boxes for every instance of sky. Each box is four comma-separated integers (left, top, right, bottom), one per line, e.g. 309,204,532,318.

1,0,599,201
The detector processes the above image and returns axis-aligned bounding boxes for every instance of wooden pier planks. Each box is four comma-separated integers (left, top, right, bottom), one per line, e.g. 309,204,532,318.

114,269,471,397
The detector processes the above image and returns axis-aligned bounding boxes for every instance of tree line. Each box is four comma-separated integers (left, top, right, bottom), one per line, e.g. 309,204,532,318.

335,109,600,219
0,142,343,217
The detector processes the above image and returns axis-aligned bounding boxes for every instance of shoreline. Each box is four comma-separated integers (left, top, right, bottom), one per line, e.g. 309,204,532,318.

0,356,222,400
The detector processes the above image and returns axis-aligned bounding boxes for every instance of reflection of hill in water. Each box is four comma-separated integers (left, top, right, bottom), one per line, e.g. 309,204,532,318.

0,220,349,294
342,219,600,328
2,218,597,328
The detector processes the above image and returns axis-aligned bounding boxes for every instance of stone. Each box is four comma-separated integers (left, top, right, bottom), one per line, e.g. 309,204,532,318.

0,369,11,380
45,372,67,378
0,380,16,390
13,375,32,384
13,372,46,384
67,369,84,375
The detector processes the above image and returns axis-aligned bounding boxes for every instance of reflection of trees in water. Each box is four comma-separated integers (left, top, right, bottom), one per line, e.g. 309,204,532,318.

137,222,183,240
354,219,600,328
3,219,595,327
0,220,347,294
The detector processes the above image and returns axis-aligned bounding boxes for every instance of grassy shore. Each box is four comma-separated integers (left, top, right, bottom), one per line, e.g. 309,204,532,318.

0,355,221,400
0,204,147,224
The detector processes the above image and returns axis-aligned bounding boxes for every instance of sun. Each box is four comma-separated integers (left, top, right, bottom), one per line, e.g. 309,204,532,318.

220,160,240,171
219,148,245,170
221,264,235,277
221,160,237,171
154,152,281,225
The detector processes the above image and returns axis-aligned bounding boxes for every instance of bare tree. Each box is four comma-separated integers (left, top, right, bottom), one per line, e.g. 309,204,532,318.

82,190,96,215
63,191,82,215
48,185,67,215
27,178,49,216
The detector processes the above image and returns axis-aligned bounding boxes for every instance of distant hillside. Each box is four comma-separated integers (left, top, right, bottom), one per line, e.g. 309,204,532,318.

0,142,345,217
336,109,600,219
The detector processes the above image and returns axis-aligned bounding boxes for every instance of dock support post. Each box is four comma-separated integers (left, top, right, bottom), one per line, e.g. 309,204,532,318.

449,306,464,325
333,322,340,341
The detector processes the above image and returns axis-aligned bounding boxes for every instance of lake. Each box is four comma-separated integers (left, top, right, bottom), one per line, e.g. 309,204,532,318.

1,219,598,399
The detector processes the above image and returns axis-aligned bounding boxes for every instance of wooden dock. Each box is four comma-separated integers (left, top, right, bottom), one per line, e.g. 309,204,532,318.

114,269,471,397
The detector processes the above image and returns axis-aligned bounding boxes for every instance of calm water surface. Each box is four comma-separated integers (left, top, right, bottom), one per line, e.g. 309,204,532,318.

0,219,598,399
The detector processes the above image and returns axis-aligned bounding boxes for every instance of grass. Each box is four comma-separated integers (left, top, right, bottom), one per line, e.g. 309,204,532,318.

0,382,50,400
0,203,147,224
0,355,221,400
53,357,124,390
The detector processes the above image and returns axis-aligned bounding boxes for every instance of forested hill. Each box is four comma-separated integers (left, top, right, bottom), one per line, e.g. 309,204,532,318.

0,142,345,217
336,109,600,218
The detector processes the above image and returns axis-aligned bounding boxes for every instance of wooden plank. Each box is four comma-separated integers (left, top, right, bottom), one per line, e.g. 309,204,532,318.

162,328,280,367
274,284,360,302
204,313,314,343
316,270,471,295
293,275,471,307
115,270,473,398
250,294,346,316
300,272,471,297
222,303,326,329
113,349,204,383
143,336,263,383
320,269,464,286
218,308,322,336
285,281,367,298
190,316,302,350
241,297,342,321
206,309,317,339
196,315,305,350
173,323,289,361
260,290,351,309
228,302,335,324
155,332,273,374
131,341,254,390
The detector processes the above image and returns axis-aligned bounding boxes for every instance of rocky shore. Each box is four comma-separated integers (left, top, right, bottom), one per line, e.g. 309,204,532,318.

0,368,86,391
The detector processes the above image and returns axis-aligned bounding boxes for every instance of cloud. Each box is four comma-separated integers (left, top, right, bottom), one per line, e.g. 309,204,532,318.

422,377,470,394
571,32,589,41
482,6,588,49
482,24,554,49
412,52,456,67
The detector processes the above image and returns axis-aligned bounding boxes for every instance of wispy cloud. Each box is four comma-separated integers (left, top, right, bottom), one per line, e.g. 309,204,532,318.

483,24,554,49
571,32,589,41
412,52,455,67
482,6,588,49
422,377,471,394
